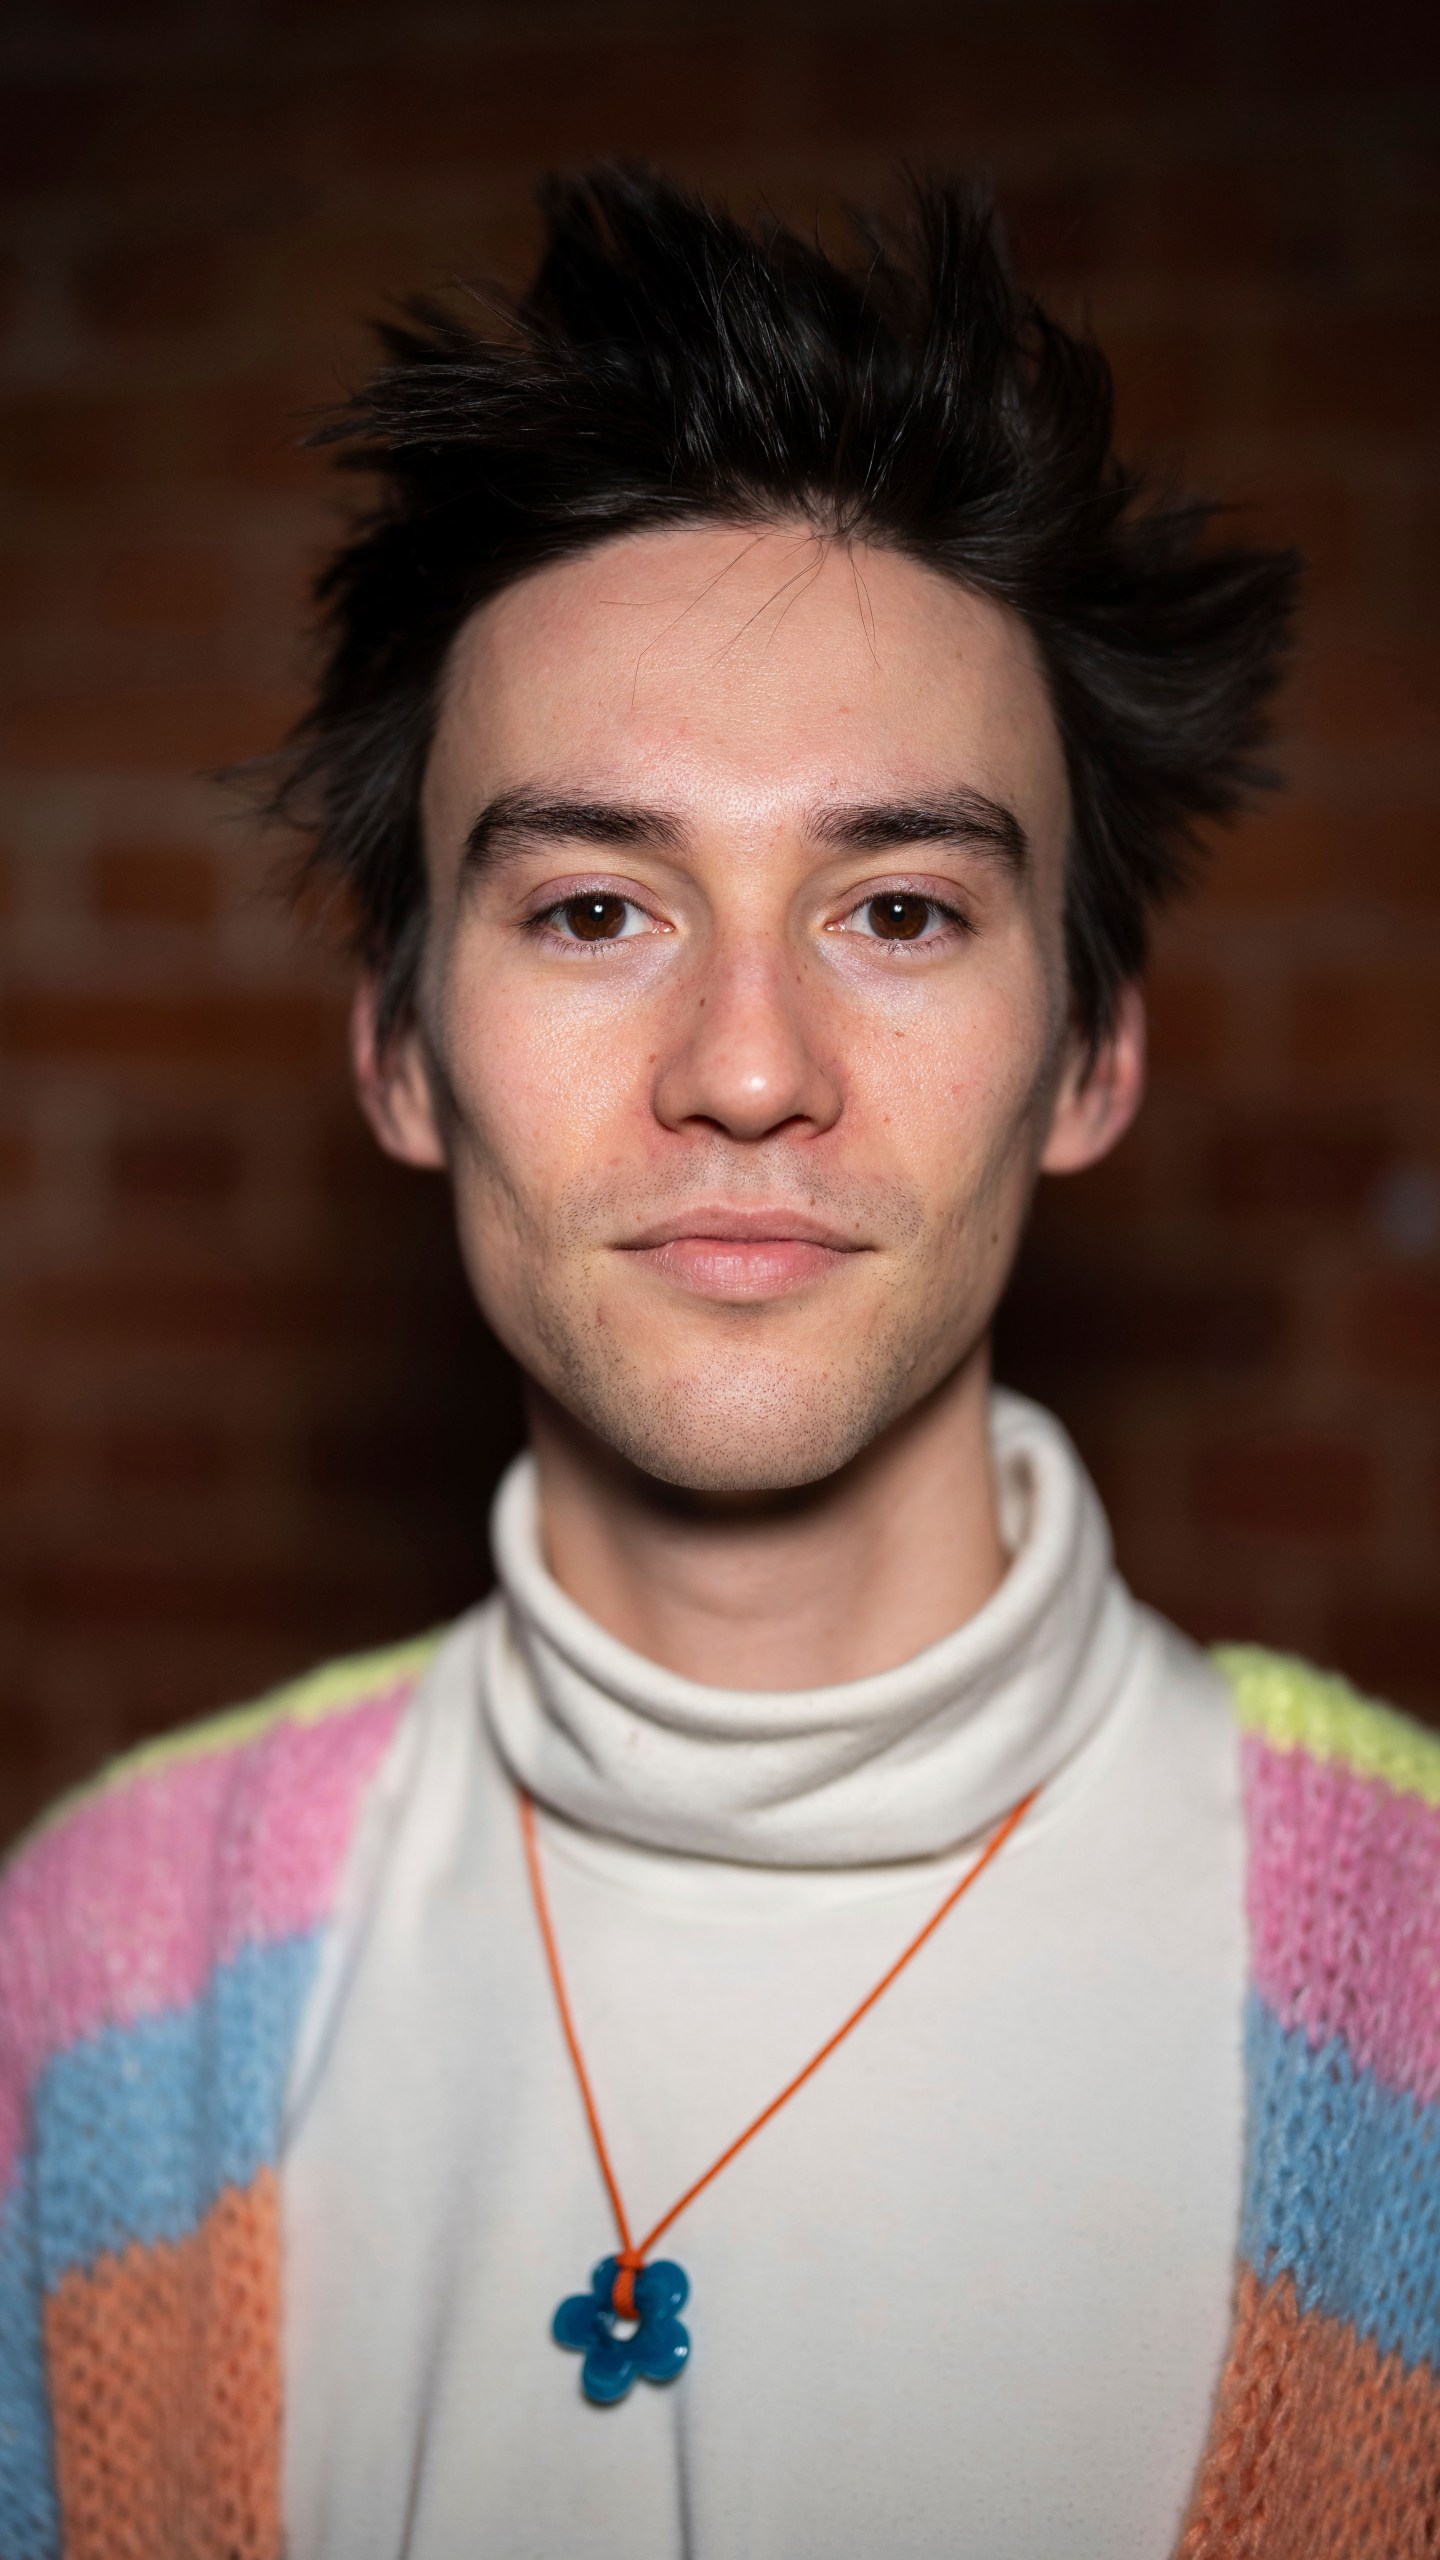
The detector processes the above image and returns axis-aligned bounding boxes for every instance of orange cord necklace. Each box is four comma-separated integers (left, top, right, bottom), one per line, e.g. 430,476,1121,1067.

519,1779,1039,2404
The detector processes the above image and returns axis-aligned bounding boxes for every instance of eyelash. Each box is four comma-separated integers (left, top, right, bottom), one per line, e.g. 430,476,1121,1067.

836,892,971,948
525,893,660,952
523,888,973,951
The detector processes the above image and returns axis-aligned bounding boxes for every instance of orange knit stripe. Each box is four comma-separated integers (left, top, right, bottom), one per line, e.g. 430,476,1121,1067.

45,2172,283,2560
1177,2263,1440,2558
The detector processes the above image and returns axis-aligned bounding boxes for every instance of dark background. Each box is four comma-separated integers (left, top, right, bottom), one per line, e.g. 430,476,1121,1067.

2,0,1438,1848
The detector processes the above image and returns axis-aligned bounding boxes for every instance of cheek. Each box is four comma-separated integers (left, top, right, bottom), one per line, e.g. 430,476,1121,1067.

436,961,658,1203
849,959,1058,1201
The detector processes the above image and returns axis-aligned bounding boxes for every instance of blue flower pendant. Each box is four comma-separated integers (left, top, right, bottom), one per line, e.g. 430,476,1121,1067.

553,2257,691,2404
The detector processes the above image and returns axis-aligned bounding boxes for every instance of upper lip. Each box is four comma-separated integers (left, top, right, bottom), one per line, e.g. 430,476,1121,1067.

623,1206,864,1249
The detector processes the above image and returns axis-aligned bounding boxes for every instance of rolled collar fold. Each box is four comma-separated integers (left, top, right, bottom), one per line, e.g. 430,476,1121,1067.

484,1390,1139,1868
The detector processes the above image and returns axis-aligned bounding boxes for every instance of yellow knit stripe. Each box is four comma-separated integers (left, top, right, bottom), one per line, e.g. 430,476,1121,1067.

1216,1642,1440,1806
22,1628,446,1848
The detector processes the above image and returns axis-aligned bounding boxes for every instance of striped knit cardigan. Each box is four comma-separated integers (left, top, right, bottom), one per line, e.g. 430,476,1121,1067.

0,1637,1437,2557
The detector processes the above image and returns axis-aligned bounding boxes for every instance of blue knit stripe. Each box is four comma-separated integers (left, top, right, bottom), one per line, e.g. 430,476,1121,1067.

0,2156,61,2559
1243,1989,1440,2369
32,1930,320,2289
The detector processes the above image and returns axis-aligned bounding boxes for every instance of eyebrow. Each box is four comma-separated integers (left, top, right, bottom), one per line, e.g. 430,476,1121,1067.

461,789,686,874
810,789,1028,871
460,783,1027,876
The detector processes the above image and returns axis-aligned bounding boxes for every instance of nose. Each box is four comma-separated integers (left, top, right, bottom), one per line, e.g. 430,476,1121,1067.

652,940,842,1142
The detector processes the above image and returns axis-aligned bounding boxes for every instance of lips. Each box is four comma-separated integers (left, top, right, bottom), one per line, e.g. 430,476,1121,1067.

621,1208,865,1300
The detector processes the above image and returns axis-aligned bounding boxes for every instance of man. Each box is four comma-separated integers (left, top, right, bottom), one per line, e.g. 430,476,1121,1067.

2,169,1435,2560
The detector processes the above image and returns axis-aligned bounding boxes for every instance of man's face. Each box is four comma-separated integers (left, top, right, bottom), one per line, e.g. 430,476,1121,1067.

360,524,1140,1494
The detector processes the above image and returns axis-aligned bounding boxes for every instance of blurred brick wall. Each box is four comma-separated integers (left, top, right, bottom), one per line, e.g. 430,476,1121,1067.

2,0,1438,1845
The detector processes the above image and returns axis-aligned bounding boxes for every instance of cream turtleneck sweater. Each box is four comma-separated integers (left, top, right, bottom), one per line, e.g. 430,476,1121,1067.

282,1393,1246,2558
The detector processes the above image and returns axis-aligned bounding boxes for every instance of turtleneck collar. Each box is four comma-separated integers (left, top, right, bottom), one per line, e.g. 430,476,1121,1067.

481,1390,1140,1868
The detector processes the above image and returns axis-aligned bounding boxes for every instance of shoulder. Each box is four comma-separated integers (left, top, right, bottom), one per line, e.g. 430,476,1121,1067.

0,1628,446,2083
1215,1644,1440,2113
1213,1640,1440,1805
4,1626,444,1888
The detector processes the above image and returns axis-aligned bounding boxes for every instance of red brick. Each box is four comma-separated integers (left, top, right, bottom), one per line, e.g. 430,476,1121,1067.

1141,1581,1317,1660
1348,810,1440,912
0,682,298,772
1381,147,1440,286
1,384,206,503
1192,1433,1374,1540
1325,1599,1440,1723
1091,0,1254,94
95,546,230,635
0,1122,34,1197
1207,801,1440,915
996,176,1109,285
18,1551,370,1639
1127,167,1270,288
1145,969,1228,1074
1403,481,1440,630
91,845,221,925
0,548,85,646
108,1125,242,1204
76,232,231,339
305,1412,442,1502
1347,1272,1440,1384
1033,1122,1149,1233
999,1254,1289,1385
809,11,1230,143
189,375,330,495
20,1262,362,1351
0,392,132,500
1105,325,1222,447
1267,316,1440,438
0,1687,73,1822
70,70,332,201
1204,1109,1391,1223
0,85,110,199
1294,640,1440,752
100,1417,227,1492
1202,803,1337,913
1133,159,1349,288
38,0,194,34
339,41,768,169
0,988,339,1071
20,1266,271,1350
315,1114,415,1206
1287,971,1440,1077
0,252,24,342
246,215,504,352
0,1409,34,1485
1234,475,1362,617
1256,0,1440,103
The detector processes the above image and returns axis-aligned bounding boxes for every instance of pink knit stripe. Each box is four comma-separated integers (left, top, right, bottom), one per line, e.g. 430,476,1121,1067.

0,1683,411,2198
1246,1733,1440,2107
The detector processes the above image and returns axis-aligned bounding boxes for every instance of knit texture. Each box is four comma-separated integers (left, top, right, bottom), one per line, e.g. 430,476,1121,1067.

1178,1648,1440,2556
0,1637,1436,2555
0,1635,436,2560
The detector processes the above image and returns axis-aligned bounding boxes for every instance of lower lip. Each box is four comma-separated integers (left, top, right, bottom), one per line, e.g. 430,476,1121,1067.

633,1238,855,1298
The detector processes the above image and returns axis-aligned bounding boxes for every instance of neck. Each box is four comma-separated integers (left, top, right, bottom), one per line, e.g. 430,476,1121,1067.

526,1350,1008,1692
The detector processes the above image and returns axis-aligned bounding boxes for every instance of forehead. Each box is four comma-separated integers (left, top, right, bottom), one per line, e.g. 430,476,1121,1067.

425,522,1069,851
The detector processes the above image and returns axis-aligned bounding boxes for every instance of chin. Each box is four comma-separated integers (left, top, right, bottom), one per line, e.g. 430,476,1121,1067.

551,1343,922,1498
611,1432,859,1498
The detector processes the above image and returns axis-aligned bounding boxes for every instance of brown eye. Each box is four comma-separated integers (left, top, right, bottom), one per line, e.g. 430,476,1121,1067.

562,894,629,941
866,894,932,941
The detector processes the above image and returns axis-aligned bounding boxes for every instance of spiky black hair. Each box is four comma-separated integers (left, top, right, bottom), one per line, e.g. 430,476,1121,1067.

272,164,1298,1047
